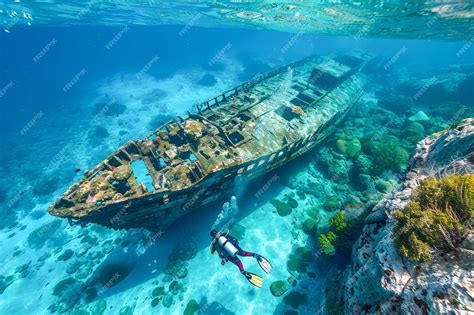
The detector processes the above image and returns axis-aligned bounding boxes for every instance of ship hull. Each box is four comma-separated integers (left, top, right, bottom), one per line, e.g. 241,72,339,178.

71,85,363,230
50,53,372,230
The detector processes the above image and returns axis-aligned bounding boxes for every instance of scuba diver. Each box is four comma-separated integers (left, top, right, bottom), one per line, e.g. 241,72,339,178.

209,229,272,288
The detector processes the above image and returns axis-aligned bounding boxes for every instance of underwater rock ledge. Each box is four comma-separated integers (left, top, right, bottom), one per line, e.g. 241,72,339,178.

344,118,474,314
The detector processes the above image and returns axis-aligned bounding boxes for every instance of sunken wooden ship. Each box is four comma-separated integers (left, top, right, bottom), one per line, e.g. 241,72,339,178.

49,53,373,230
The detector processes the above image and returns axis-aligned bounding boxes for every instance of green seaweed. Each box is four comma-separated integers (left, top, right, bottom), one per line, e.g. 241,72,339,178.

319,232,337,256
329,211,347,231
393,175,473,262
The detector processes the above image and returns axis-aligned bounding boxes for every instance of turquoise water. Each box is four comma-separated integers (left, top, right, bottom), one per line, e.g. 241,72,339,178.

0,2,473,315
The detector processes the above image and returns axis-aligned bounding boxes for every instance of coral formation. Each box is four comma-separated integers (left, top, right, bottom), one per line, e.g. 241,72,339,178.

368,140,408,175
287,247,314,273
344,119,474,314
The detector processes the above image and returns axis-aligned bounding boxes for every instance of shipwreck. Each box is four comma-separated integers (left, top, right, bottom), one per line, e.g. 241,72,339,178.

49,53,373,230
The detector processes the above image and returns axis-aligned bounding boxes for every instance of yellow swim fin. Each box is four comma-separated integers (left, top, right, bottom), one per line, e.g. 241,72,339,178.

242,271,263,288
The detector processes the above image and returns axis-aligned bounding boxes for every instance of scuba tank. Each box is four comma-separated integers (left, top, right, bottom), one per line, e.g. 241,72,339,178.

217,235,238,257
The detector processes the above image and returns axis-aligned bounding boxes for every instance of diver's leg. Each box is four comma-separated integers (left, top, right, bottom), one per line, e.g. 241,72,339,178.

239,250,255,257
236,246,272,273
229,256,245,273
231,256,263,288
236,245,255,257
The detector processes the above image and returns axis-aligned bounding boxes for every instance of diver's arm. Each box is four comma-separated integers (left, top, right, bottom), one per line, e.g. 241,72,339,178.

227,234,239,245
218,250,226,259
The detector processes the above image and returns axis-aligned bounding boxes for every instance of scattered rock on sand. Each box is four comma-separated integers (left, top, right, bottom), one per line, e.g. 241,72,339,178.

75,263,93,279
162,294,174,308
0,275,15,294
52,277,82,313
101,240,114,254
90,299,107,315
119,303,136,315
152,286,166,297
58,249,74,261
271,199,293,216
270,280,289,297
184,299,199,315
27,220,63,249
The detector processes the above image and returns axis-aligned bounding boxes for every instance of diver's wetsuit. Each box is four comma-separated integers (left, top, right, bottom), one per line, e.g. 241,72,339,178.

211,234,255,272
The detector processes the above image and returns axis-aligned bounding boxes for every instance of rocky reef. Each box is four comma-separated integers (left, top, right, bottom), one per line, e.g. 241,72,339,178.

344,118,473,314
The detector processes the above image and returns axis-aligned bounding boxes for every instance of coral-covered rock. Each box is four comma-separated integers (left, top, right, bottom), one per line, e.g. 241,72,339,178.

375,179,392,193
270,199,293,216
323,196,341,212
287,247,314,273
302,219,317,234
57,249,74,261
344,119,474,314
317,147,352,183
